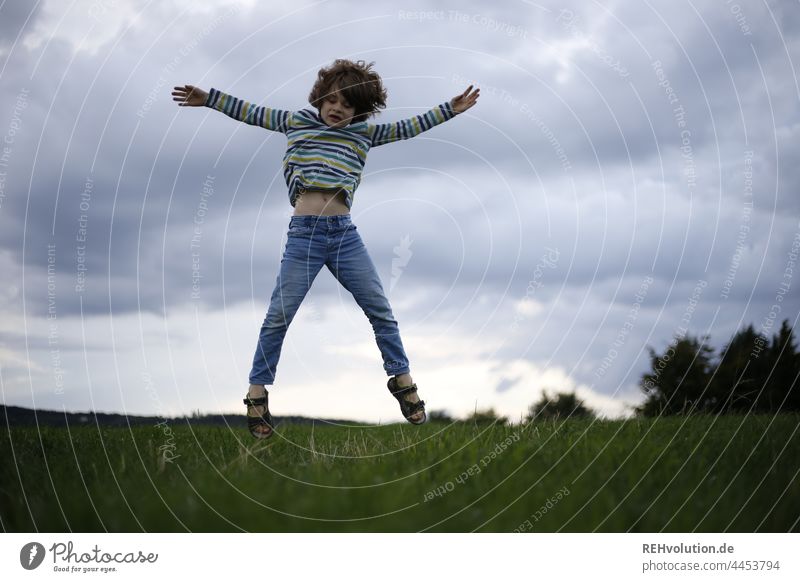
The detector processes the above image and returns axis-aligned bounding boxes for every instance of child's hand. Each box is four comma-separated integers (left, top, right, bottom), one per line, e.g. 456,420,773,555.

172,84,208,107
450,85,480,114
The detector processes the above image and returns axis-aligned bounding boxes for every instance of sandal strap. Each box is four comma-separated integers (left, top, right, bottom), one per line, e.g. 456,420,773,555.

406,399,425,414
389,381,418,397
248,414,272,426
243,395,268,406
247,416,273,437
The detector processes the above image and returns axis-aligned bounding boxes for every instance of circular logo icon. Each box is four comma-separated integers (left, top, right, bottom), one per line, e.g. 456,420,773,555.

20,542,46,570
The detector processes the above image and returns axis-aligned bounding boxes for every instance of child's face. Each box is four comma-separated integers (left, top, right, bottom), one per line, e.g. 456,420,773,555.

320,86,356,128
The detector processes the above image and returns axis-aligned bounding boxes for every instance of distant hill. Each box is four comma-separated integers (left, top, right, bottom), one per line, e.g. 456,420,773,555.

0,405,365,428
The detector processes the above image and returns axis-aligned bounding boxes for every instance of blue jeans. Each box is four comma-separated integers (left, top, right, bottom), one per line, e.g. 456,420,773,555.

249,214,411,385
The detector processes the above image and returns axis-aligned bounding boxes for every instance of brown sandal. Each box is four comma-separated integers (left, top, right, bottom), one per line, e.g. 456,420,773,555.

243,388,273,439
388,377,427,424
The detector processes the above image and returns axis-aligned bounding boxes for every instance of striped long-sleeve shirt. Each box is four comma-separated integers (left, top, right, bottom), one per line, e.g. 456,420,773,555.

204,88,458,209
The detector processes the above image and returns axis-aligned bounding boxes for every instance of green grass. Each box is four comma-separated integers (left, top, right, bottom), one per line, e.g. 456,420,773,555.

1,414,798,532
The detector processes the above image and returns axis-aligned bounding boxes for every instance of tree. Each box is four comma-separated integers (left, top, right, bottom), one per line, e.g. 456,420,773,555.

710,324,768,413
636,334,715,416
762,319,800,412
526,390,596,421
465,408,508,425
427,409,454,423
636,320,800,416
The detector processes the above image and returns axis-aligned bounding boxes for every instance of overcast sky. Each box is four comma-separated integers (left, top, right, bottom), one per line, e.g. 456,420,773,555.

1,0,798,423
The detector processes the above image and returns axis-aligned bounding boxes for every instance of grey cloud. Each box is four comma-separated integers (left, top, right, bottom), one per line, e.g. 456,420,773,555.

0,0,797,387
495,376,522,393
0,0,42,50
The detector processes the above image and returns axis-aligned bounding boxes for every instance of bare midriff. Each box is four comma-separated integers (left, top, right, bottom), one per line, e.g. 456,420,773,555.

292,187,350,216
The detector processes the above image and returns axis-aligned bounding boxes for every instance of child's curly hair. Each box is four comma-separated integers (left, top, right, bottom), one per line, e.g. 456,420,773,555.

308,59,387,123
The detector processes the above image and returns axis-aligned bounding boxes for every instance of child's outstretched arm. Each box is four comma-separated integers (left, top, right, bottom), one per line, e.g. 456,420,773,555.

172,84,292,133
369,85,479,147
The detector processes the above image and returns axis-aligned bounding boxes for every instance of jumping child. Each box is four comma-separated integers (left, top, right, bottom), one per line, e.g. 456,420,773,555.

173,59,479,438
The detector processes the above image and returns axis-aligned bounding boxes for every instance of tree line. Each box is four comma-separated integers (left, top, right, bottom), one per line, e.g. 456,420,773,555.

637,318,798,416
434,318,799,422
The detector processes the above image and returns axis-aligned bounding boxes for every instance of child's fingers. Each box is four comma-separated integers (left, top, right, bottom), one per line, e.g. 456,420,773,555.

171,85,204,107
172,85,202,103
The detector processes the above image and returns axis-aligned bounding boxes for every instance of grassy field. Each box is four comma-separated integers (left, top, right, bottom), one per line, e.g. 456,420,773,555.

1,414,798,532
